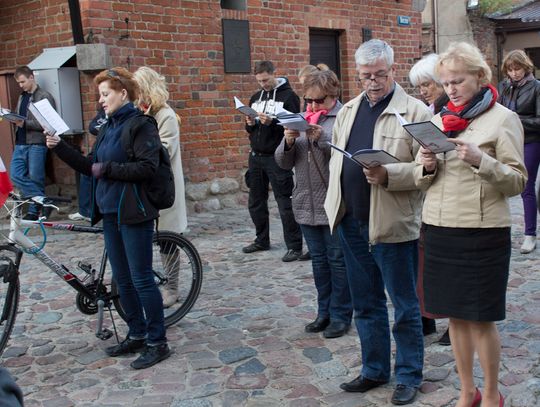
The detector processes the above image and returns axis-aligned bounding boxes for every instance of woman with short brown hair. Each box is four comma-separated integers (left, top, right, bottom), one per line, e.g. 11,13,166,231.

498,49,540,254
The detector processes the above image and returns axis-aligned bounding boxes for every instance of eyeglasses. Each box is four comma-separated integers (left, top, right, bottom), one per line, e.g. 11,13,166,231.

107,69,128,88
357,70,391,84
303,95,328,104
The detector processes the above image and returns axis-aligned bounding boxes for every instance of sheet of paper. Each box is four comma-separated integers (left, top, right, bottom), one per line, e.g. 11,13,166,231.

28,99,70,136
234,96,258,118
403,121,455,154
351,149,400,168
277,114,310,132
327,143,399,169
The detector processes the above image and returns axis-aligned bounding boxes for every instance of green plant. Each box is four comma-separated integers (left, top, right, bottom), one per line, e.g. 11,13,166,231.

479,0,513,14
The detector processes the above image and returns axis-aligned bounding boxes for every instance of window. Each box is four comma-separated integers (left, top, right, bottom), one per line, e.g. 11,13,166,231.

221,0,246,10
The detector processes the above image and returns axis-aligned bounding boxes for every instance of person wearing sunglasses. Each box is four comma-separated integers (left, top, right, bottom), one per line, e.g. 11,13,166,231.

45,67,170,369
275,69,352,339
325,39,432,405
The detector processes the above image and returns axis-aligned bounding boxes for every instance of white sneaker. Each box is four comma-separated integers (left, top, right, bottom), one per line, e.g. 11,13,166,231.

162,288,179,308
520,235,537,254
68,212,90,222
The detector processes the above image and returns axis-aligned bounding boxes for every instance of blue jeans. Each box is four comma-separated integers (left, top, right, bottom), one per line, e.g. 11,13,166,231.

103,215,166,345
78,174,92,218
337,214,423,387
300,224,352,323
10,144,47,215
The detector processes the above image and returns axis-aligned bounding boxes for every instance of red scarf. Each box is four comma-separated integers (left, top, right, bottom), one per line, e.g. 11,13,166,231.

304,102,333,124
441,83,498,133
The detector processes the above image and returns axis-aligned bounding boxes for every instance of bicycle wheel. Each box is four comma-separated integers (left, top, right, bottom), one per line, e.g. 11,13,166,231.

112,231,203,327
0,245,22,357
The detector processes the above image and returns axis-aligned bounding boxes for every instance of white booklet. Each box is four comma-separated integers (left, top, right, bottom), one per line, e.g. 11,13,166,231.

327,142,399,169
28,99,70,136
393,108,455,153
276,113,311,132
234,96,258,118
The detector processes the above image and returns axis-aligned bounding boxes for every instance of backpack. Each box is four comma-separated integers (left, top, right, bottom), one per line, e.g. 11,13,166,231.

121,114,175,211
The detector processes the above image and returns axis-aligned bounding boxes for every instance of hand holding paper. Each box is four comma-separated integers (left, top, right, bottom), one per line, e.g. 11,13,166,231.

234,97,258,118
28,99,69,136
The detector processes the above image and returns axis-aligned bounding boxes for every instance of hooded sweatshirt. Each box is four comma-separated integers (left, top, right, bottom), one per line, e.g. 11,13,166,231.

245,77,300,154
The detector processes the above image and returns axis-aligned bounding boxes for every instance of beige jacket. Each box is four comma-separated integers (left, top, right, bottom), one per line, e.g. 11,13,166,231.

154,105,188,233
414,103,527,228
324,83,432,243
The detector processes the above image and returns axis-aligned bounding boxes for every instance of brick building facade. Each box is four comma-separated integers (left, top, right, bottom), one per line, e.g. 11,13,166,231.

0,0,424,210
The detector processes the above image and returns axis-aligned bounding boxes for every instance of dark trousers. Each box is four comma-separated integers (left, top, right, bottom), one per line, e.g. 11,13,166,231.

246,153,302,250
103,214,166,345
78,174,92,218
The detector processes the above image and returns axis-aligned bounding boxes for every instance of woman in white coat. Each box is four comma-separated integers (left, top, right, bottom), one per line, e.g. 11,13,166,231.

134,66,188,307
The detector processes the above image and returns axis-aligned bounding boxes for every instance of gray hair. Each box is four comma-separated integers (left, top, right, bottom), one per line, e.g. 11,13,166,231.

409,54,440,87
355,39,394,67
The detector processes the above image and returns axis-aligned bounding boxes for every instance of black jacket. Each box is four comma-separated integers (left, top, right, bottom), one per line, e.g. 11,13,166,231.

53,109,161,226
245,77,300,154
15,85,56,144
498,78,540,144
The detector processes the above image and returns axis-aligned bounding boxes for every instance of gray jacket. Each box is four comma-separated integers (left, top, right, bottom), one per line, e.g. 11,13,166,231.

275,101,342,225
15,85,56,144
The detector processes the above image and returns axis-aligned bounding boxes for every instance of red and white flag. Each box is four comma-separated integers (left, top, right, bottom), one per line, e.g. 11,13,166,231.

0,156,13,206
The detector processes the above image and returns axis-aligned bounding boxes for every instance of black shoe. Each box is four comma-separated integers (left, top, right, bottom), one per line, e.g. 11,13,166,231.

105,337,146,357
340,375,387,393
391,384,418,405
130,344,171,369
323,321,350,338
437,328,451,346
242,242,270,253
422,317,437,336
282,249,301,262
305,316,330,333
298,251,311,261
23,213,39,221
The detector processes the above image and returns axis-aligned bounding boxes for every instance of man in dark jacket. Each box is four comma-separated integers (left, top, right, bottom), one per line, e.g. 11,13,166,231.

11,66,56,220
243,61,303,262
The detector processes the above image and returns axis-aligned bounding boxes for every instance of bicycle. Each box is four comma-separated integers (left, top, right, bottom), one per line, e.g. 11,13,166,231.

0,193,203,357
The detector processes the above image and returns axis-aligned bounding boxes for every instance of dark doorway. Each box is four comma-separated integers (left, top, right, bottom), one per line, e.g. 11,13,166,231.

309,29,341,78
525,47,540,78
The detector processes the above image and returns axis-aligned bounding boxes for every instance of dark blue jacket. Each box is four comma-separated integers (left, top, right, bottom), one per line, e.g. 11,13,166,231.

52,104,161,226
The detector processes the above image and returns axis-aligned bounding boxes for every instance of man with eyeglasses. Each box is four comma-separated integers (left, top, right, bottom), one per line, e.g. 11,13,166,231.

324,39,431,405
243,60,303,262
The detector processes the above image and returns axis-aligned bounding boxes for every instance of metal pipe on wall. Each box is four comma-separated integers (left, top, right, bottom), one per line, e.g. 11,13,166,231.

67,0,85,44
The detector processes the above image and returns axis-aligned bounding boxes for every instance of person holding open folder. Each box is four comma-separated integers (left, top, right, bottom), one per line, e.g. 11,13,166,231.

325,39,431,405
275,69,352,339
415,42,526,407
10,65,56,220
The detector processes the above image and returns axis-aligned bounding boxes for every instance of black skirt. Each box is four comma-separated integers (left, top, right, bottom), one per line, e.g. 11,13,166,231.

423,224,511,322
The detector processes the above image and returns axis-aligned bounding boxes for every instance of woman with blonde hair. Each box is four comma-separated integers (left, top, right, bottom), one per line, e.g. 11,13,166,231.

498,49,540,254
47,67,171,369
134,66,188,307
415,42,526,407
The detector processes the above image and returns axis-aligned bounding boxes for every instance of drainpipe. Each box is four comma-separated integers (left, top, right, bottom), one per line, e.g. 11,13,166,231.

433,0,439,52
67,0,85,44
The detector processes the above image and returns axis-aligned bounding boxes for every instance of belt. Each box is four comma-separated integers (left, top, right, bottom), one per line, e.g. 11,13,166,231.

251,151,273,157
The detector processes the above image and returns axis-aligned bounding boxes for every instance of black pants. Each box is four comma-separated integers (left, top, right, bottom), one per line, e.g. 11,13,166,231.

245,153,302,250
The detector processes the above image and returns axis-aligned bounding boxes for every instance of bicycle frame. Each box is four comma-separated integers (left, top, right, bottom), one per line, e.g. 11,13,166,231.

3,196,117,340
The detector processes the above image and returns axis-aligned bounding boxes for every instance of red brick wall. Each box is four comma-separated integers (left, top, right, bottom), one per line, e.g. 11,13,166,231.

0,0,423,186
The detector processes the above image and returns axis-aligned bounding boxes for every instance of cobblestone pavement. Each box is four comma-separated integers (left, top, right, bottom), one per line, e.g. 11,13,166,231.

0,197,539,407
